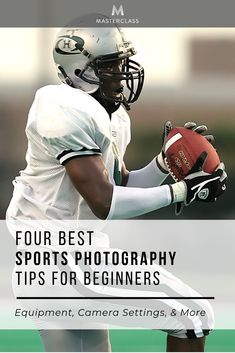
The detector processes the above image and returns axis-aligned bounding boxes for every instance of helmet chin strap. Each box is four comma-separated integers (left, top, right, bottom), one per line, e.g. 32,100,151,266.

58,66,75,87
121,96,131,111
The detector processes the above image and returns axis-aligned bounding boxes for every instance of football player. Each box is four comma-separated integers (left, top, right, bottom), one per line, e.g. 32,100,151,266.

7,19,227,352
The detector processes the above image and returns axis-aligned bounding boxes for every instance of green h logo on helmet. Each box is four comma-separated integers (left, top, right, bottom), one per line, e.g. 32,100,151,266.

55,36,85,55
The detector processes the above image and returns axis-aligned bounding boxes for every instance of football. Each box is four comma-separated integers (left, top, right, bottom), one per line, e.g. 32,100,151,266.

164,127,220,181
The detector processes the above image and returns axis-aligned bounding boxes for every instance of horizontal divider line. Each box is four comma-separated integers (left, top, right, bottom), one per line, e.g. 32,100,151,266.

17,296,215,300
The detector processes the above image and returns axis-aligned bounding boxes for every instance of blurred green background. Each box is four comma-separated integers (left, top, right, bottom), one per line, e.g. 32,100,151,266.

0,330,235,351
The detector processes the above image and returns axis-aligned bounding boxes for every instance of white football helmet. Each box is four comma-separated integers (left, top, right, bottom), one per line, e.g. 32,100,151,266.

53,16,144,108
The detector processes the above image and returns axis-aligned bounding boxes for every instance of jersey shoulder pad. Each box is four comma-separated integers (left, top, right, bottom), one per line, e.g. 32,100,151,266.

33,85,104,139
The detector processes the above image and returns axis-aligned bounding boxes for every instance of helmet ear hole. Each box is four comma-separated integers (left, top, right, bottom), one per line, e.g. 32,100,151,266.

75,69,81,77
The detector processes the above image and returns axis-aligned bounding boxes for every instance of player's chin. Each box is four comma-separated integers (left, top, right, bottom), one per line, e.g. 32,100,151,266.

112,92,122,100
112,86,124,99
103,91,123,102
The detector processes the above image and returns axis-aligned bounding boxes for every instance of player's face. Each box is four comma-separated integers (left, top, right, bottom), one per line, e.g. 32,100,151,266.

99,59,125,100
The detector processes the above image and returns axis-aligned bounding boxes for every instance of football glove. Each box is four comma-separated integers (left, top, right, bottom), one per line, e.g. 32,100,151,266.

156,121,173,173
185,165,227,205
171,151,227,215
183,121,215,145
157,121,215,173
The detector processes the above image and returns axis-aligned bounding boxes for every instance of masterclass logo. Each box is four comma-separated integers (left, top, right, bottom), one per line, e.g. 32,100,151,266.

96,5,140,25
112,4,124,16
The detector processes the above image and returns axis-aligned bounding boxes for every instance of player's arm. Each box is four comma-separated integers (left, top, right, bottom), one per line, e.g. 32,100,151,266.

65,155,173,219
120,162,129,186
65,155,113,219
121,159,168,188
65,153,226,220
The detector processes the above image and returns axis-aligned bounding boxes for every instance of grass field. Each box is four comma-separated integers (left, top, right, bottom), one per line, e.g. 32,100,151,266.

0,330,234,351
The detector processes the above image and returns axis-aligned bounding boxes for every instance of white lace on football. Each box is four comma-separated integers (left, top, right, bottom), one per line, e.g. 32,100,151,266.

164,157,180,182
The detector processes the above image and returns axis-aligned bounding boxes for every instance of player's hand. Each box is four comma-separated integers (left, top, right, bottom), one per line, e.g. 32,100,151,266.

183,152,227,205
156,121,172,173
183,122,215,145
171,152,227,215
157,121,215,174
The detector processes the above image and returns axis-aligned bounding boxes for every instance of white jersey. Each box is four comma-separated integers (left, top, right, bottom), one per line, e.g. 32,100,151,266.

7,84,131,220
